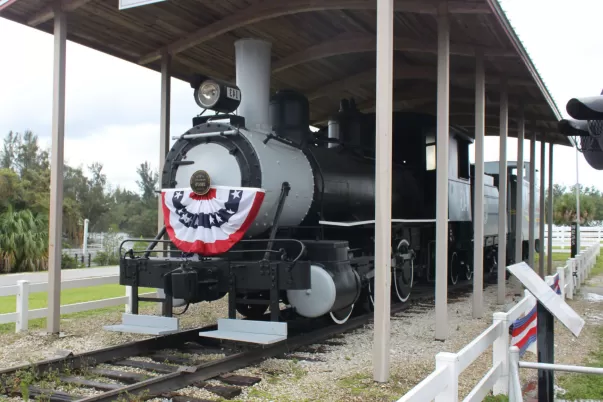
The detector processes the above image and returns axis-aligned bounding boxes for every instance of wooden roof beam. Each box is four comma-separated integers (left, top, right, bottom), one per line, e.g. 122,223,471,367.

138,0,490,65
27,0,93,26
307,66,535,101
272,33,515,73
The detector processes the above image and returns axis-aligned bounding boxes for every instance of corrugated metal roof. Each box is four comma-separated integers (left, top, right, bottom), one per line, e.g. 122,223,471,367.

0,0,574,146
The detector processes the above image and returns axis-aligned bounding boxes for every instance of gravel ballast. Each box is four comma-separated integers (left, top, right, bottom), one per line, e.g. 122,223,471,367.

1,268,602,401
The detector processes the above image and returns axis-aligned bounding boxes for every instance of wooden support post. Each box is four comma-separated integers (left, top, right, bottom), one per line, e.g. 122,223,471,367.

157,51,171,232
373,0,394,383
539,140,546,277
435,1,450,341
47,2,67,334
528,133,536,269
497,82,508,304
515,111,525,264
473,52,485,318
547,144,553,274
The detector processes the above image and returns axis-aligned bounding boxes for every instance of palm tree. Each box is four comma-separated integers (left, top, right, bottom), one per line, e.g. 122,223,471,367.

0,207,48,273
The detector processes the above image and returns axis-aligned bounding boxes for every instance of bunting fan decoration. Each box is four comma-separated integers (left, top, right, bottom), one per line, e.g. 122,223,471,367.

161,186,265,255
509,272,563,356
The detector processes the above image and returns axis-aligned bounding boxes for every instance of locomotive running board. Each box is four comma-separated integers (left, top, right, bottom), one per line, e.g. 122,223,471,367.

103,313,180,335
199,318,287,345
319,218,446,227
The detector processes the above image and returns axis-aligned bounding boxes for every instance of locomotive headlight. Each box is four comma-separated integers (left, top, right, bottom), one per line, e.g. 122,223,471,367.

191,75,241,114
197,80,221,108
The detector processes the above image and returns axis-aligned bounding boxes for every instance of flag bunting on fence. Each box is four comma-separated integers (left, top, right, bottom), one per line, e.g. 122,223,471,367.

161,186,265,255
510,273,561,357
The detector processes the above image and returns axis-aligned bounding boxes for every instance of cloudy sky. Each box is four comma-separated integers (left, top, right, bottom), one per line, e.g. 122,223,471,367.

0,0,602,193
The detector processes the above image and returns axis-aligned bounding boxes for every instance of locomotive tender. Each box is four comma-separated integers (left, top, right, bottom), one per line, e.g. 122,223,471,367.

119,38,538,326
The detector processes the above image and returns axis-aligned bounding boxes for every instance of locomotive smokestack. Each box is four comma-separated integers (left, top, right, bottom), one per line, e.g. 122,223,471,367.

235,38,272,130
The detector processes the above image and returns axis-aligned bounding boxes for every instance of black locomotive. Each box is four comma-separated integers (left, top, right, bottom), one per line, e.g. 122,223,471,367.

119,39,538,326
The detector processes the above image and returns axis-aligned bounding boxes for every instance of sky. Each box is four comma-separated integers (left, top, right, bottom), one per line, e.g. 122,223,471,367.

0,0,602,193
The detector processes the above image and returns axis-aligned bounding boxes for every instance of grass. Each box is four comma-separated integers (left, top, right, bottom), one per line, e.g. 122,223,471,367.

556,326,603,400
554,254,603,399
534,252,571,265
0,284,153,333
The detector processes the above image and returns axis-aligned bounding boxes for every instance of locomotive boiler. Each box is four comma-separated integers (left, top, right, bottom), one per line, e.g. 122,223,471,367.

119,38,535,326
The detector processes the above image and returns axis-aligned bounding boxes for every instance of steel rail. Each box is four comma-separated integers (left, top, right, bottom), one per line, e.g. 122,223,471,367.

76,281,480,401
1,277,492,401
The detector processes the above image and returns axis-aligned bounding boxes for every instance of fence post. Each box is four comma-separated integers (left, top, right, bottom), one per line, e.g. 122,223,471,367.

567,259,574,299
125,286,132,314
435,352,458,402
492,312,509,395
508,346,522,402
557,266,565,299
16,280,30,333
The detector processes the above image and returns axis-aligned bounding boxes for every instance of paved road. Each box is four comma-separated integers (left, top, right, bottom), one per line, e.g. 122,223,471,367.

0,266,118,287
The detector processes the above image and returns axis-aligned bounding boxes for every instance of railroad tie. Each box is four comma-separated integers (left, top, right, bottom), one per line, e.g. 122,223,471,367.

217,374,262,387
86,368,150,384
59,376,121,392
194,381,242,400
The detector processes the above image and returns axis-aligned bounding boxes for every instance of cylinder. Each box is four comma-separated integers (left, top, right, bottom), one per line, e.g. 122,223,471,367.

328,119,340,148
235,38,272,130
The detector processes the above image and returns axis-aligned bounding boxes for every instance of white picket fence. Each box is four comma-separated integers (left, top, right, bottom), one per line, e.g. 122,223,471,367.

397,242,600,402
545,226,603,252
0,276,157,332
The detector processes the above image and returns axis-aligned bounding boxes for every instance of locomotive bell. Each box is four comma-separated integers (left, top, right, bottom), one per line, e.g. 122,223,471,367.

190,170,211,195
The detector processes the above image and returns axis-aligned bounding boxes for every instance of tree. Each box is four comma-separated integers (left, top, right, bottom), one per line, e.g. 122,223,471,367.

0,131,19,169
136,161,158,202
0,207,48,273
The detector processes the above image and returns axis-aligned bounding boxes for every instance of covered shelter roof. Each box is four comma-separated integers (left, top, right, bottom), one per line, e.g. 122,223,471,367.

0,0,574,146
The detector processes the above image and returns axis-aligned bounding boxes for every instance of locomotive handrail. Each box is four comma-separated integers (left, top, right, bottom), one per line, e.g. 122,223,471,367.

173,129,238,140
118,237,307,265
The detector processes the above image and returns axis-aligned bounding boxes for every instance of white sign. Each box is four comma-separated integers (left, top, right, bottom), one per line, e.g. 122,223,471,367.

119,0,166,10
507,262,585,336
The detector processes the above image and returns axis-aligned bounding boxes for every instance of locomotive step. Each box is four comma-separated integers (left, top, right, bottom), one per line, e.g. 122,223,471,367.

199,318,287,344
104,313,180,335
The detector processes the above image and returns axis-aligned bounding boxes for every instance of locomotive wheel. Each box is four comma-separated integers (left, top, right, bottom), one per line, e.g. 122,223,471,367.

463,261,473,281
449,252,459,285
359,279,375,313
393,257,413,302
392,239,414,302
235,292,269,319
488,254,497,276
330,304,355,324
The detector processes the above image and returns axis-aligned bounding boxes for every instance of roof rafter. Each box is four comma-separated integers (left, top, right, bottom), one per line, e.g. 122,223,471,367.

306,65,535,101
27,0,93,26
138,0,491,65
272,33,515,73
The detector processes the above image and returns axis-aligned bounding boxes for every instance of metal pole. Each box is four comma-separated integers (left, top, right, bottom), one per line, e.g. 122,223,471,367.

435,1,450,341
497,83,508,304
547,144,553,274
539,141,545,277
575,148,580,251
528,133,536,269
82,219,89,257
372,0,393,383
47,2,67,334
473,52,485,318
537,300,555,402
515,111,524,264
157,51,171,232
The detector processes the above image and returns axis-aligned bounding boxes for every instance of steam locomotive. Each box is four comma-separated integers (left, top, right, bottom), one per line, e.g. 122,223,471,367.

119,38,538,325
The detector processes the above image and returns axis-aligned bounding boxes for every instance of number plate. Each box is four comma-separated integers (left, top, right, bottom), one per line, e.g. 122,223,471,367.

226,87,241,101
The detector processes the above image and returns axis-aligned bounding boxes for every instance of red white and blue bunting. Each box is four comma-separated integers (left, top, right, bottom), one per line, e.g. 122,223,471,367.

161,186,265,255
510,273,562,356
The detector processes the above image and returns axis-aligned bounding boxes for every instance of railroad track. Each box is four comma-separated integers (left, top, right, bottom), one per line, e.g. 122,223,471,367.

0,278,495,402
